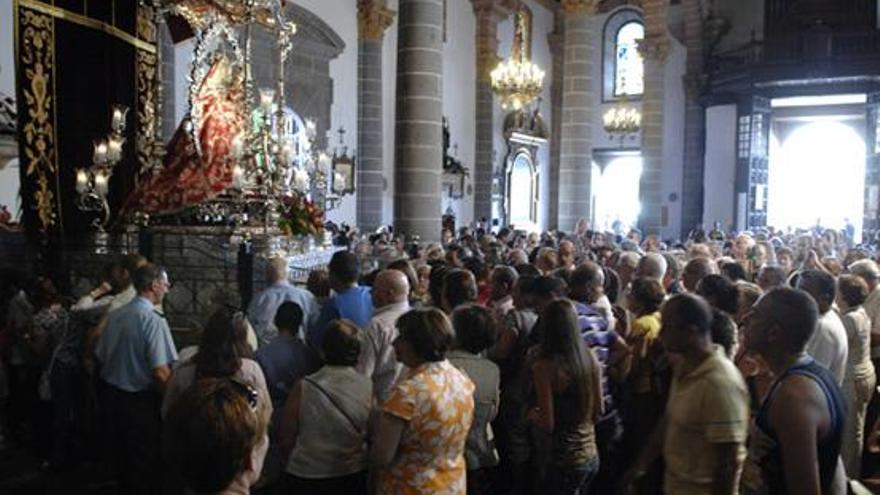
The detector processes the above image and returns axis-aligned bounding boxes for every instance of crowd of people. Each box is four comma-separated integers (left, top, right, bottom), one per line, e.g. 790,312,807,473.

2,220,880,494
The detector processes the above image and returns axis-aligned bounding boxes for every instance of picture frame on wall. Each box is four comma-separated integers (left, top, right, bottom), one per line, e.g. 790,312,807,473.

443,171,466,199
332,155,355,194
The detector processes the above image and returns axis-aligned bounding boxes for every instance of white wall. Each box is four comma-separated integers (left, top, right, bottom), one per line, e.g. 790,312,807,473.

441,0,476,226
0,159,20,217
0,0,13,97
1,0,19,214
661,37,687,238
173,39,195,125
703,104,737,229
381,0,399,227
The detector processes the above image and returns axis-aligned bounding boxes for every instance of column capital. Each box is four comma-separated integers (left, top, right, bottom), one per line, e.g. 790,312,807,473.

358,0,396,41
560,0,598,16
638,34,671,61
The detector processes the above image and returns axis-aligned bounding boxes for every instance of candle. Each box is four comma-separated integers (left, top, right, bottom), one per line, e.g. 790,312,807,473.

333,172,345,193
94,171,109,196
293,168,308,191
259,89,275,113
76,169,89,194
233,164,245,189
318,152,331,174
111,105,128,133
304,119,317,141
107,137,123,163
231,135,244,158
282,142,295,162
94,140,108,165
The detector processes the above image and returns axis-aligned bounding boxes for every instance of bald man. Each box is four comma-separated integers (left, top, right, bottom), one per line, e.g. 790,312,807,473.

356,269,411,402
635,252,668,283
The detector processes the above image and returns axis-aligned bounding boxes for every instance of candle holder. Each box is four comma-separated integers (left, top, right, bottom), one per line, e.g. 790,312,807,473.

75,104,129,230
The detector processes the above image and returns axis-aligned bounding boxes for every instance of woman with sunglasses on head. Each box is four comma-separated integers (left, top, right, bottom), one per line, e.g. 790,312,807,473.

277,319,373,495
527,299,603,495
161,308,269,419
371,308,475,495
164,377,272,495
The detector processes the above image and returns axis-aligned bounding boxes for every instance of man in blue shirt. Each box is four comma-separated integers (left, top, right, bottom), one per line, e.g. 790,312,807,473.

309,251,373,350
95,263,178,495
248,256,320,347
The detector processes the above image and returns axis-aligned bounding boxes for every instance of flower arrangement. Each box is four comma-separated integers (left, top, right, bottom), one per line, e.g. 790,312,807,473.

278,193,324,238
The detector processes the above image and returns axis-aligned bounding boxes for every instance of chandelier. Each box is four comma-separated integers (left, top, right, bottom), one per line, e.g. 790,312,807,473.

491,8,545,110
603,105,641,146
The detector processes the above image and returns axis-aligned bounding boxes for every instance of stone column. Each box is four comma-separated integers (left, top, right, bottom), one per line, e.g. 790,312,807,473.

557,0,596,233
357,0,395,232
546,14,565,230
394,0,444,242
638,0,669,235
472,0,501,224
680,0,705,237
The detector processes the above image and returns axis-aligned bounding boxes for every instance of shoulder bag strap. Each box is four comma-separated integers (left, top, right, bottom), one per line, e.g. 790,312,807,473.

303,376,364,438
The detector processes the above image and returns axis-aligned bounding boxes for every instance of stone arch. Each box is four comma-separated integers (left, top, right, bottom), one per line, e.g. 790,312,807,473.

250,4,345,148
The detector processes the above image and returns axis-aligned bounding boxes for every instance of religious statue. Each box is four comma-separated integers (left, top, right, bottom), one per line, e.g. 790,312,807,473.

125,54,246,215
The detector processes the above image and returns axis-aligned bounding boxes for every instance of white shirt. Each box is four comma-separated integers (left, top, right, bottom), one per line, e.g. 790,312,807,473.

806,310,849,385
863,286,880,358
356,301,410,403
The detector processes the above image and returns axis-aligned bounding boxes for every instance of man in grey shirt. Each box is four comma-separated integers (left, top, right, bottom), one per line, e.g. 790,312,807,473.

248,256,320,347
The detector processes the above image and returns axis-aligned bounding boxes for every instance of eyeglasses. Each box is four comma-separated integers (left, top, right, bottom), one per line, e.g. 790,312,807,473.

228,380,259,411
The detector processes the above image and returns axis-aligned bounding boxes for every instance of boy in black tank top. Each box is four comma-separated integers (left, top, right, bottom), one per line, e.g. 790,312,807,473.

740,288,847,495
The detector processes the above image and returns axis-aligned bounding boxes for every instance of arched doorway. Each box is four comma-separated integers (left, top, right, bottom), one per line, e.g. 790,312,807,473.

768,121,865,240
591,155,642,234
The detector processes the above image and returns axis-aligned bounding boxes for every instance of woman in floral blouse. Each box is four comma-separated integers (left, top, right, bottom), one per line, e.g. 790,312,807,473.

371,308,475,495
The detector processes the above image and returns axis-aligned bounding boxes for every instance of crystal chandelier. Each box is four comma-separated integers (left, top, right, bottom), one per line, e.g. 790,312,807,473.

491,8,545,110
603,105,641,146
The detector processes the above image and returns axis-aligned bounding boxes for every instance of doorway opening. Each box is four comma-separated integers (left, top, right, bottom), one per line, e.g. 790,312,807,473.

767,120,865,241
591,153,642,235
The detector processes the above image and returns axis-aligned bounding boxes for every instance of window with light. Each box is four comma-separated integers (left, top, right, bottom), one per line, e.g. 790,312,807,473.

614,21,644,97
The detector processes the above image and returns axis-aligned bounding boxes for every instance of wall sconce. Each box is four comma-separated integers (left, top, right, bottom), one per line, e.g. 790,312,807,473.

75,104,128,229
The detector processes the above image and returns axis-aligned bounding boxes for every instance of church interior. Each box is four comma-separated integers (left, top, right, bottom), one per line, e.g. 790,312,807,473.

2,0,880,493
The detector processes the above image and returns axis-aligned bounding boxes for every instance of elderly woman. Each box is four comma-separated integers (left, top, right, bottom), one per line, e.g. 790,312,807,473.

163,377,272,495
279,319,372,494
161,308,269,419
372,308,475,494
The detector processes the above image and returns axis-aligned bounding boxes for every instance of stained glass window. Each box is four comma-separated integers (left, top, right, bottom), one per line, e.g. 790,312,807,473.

614,22,644,97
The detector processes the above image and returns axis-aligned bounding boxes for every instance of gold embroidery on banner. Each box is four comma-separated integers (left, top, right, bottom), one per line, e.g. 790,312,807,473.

20,8,57,230
136,5,158,178
136,49,157,178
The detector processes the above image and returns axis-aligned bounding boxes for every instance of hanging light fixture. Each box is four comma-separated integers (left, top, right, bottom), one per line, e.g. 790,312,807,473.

603,104,641,146
491,8,545,111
